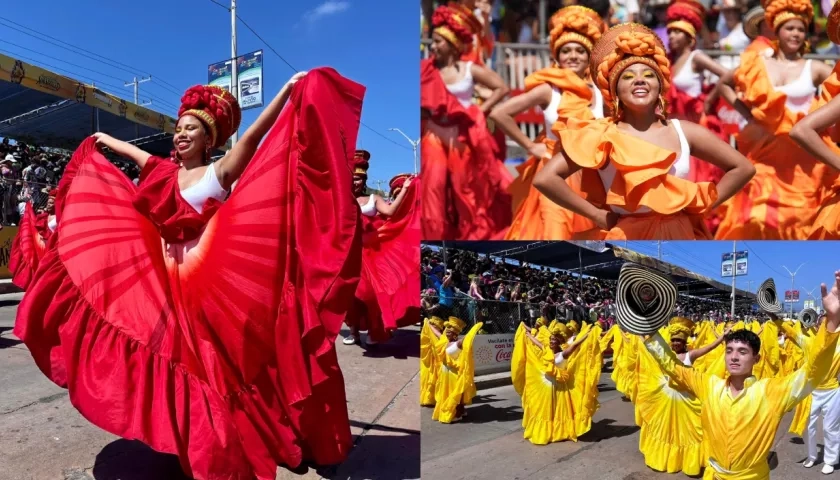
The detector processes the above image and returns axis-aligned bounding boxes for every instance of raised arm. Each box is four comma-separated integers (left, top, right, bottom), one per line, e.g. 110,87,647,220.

680,120,755,209
532,150,617,231
687,326,730,362
92,133,153,169
214,72,307,190
470,63,509,114
374,178,413,217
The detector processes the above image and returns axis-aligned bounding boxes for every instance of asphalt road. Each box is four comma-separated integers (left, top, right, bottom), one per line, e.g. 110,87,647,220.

421,370,835,480
0,293,420,480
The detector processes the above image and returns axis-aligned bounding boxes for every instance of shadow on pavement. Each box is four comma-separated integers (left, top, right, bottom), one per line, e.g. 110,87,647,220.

0,335,23,349
597,383,616,393
469,394,506,405
311,433,421,480
91,439,190,479
0,299,21,308
460,402,522,424
580,418,640,443
342,328,419,360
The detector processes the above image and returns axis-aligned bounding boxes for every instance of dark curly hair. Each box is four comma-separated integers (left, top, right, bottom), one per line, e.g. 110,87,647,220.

724,329,761,355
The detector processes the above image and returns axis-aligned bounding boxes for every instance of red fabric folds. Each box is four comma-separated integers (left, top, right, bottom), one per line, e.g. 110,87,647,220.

9,203,47,289
350,179,421,342
14,67,364,480
420,58,512,240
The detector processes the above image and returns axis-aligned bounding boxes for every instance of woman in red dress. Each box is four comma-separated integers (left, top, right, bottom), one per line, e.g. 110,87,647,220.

345,152,420,346
9,189,56,290
421,4,512,240
14,68,366,480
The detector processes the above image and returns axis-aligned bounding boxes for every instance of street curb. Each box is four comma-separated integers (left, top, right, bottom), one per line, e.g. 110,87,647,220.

0,280,21,295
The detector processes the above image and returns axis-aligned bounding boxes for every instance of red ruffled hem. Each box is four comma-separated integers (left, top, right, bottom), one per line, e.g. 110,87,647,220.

9,203,46,290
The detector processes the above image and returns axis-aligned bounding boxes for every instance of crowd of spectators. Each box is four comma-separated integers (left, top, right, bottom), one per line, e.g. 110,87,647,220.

421,246,757,333
0,138,140,225
422,0,840,55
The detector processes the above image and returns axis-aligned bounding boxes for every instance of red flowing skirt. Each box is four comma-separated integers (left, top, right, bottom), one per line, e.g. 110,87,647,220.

14,68,365,480
350,179,421,342
9,202,48,290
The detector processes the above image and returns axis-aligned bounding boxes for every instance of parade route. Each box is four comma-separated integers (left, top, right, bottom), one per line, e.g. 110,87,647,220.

0,293,420,480
422,370,833,480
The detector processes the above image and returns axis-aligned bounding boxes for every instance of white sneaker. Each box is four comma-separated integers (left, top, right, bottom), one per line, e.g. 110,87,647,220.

805,460,816,468
823,464,835,475
342,336,356,345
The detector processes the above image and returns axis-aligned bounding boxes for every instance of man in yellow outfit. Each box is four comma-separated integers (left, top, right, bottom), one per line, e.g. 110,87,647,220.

639,270,840,479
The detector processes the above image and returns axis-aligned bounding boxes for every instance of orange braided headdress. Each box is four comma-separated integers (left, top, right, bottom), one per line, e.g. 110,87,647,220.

549,6,603,57
666,0,705,39
178,85,241,149
591,23,671,118
431,5,474,52
764,0,813,31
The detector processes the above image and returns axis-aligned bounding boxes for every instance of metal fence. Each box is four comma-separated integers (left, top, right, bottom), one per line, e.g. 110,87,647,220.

0,180,56,225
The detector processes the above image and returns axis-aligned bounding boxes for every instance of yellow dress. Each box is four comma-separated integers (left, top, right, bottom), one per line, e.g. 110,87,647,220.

602,325,639,400
635,328,705,475
644,324,840,480
511,324,604,444
752,321,782,380
431,322,483,423
420,318,442,406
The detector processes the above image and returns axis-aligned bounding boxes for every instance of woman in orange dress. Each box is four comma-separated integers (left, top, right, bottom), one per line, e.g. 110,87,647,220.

490,5,603,240
531,23,755,240
421,4,512,240
665,0,730,235
788,1,840,239
714,0,834,239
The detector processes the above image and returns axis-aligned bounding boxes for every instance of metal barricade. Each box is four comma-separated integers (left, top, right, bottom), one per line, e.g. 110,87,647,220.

0,180,56,225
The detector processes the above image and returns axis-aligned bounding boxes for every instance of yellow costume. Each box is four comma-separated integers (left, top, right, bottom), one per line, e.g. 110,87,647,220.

644,323,840,479
431,318,484,423
420,316,446,406
635,324,704,475
511,323,603,444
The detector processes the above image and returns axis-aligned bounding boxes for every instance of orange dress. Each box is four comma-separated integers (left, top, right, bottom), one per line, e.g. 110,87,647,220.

554,118,718,239
807,62,840,239
715,50,837,239
504,67,599,240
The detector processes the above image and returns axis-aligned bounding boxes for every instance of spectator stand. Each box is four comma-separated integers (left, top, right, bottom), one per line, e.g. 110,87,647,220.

421,241,756,374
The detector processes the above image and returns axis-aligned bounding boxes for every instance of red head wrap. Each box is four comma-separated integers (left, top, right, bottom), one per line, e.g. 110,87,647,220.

389,173,412,195
431,5,474,52
353,150,370,177
178,85,242,149
48,188,57,198
666,0,705,39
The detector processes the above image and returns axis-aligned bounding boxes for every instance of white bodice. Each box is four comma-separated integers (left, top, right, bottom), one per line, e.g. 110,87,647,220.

672,50,703,98
445,62,475,109
543,85,604,141
360,194,377,216
179,163,227,214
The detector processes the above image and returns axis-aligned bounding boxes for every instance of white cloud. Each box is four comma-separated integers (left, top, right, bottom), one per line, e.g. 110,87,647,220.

303,1,350,23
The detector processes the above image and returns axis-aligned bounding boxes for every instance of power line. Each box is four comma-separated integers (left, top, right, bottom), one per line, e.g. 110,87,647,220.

740,241,787,277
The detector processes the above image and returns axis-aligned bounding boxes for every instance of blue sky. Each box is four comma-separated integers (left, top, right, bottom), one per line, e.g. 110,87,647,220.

620,241,840,312
0,0,418,184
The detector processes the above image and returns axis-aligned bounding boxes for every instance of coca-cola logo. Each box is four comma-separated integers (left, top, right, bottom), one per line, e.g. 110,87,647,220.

496,349,512,362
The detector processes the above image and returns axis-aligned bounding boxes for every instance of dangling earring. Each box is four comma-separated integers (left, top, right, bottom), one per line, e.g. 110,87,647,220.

612,97,621,119
657,95,668,120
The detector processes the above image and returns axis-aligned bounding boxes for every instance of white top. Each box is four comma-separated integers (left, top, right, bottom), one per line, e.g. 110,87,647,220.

359,194,377,217
597,119,691,214
720,24,750,53
672,50,703,98
543,85,604,141
47,215,57,232
773,60,815,114
446,342,461,359
179,163,227,214
682,352,693,367
445,61,475,108
553,351,567,366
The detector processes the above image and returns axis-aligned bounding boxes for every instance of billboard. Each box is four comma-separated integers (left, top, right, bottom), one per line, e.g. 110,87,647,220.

784,290,800,303
721,251,748,277
803,299,816,309
208,50,264,110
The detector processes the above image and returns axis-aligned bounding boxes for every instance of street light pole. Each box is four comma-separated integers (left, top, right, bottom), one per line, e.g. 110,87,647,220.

781,263,806,318
388,128,419,174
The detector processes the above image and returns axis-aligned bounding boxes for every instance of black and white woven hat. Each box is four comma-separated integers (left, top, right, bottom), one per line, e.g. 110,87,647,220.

757,278,784,314
798,308,819,328
616,263,677,335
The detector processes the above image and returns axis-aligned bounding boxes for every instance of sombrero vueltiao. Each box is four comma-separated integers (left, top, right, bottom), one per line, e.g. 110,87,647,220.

743,6,765,40
756,278,784,314
798,308,819,328
616,263,678,335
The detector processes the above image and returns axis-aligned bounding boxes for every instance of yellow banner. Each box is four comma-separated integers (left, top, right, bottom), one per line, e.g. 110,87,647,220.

0,226,19,279
0,52,177,135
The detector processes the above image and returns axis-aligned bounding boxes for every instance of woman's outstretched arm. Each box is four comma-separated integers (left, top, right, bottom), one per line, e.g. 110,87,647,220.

215,71,307,190
92,133,153,169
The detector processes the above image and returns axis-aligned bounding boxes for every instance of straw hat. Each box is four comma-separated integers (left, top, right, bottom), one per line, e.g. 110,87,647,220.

615,263,678,335
743,6,766,40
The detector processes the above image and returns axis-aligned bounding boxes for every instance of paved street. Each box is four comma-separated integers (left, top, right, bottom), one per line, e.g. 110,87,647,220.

422,370,833,480
0,293,420,480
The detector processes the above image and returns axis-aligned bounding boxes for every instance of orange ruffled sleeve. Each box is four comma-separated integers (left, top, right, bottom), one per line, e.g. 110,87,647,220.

555,118,718,215
734,50,798,135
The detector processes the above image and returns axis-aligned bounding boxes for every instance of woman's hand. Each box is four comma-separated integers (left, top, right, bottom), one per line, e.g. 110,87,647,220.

92,132,112,148
403,177,413,189
527,143,548,160
594,210,618,231
285,71,307,88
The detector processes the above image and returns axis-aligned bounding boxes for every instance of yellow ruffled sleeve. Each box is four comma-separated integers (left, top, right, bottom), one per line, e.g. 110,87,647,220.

512,323,528,396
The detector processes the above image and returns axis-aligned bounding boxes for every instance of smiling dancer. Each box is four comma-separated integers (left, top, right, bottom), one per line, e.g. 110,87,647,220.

428,317,484,423
715,0,835,240
492,5,604,240
533,23,755,240
14,69,366,480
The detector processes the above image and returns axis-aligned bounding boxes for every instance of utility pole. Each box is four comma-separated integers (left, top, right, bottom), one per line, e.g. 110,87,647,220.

230,0,239,146
124,76,151,139
388,128,420,174
658,240,662,261
730,240,736,320
781,263,806,318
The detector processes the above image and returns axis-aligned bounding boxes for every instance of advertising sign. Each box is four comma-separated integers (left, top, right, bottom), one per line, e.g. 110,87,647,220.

208,50,264,110
473,334,514,375
721,251,748,277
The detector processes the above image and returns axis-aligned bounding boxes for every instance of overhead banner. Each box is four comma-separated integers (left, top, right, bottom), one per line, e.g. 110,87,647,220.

784,290,800,303
721,251,748,277
0,52,177,134
208,50,264,110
